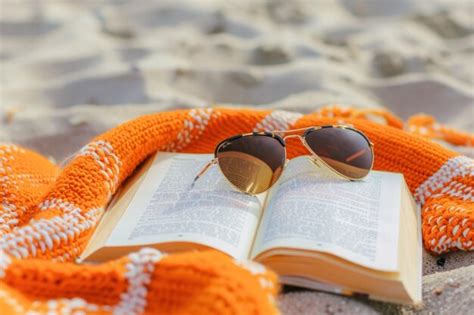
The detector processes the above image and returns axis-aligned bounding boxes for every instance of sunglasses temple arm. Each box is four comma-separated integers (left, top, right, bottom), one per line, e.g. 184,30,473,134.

191,158,218,187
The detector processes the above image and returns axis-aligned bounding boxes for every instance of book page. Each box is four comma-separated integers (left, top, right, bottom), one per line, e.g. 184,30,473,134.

251,156,402,271
106,152,266,259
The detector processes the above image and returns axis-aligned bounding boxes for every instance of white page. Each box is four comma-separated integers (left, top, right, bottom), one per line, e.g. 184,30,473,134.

252,156,401,272
106,152,266,259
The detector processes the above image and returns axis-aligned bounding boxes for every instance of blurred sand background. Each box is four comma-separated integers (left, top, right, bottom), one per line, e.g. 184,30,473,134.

0,0,473,314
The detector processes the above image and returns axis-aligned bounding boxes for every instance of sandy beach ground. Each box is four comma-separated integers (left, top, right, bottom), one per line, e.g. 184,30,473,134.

1,1,473,314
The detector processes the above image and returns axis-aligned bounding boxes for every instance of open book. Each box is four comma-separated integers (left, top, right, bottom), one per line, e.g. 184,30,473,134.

80,152,422,305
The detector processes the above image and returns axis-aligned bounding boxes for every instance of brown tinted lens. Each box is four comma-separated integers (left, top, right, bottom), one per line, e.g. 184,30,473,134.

305,127,373,179
216,135,285,194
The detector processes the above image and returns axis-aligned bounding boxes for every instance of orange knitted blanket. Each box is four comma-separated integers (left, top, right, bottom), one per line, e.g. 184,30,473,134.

0,107,472,314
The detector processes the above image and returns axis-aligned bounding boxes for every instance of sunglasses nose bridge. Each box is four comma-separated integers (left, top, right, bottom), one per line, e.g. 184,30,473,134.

282,134,304,141
283,134,313,152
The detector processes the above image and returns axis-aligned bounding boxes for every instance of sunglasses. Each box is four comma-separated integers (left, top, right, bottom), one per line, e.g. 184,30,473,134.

192,125,374,195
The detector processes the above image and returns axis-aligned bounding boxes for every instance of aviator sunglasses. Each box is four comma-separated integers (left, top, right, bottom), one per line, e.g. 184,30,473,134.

192,125,374,195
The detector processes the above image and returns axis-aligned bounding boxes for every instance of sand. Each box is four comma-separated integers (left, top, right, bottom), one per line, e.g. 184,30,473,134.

279,264,474,314
0,0,473,313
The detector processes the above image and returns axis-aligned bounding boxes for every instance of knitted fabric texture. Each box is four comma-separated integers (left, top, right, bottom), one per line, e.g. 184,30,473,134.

0,107,473,315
